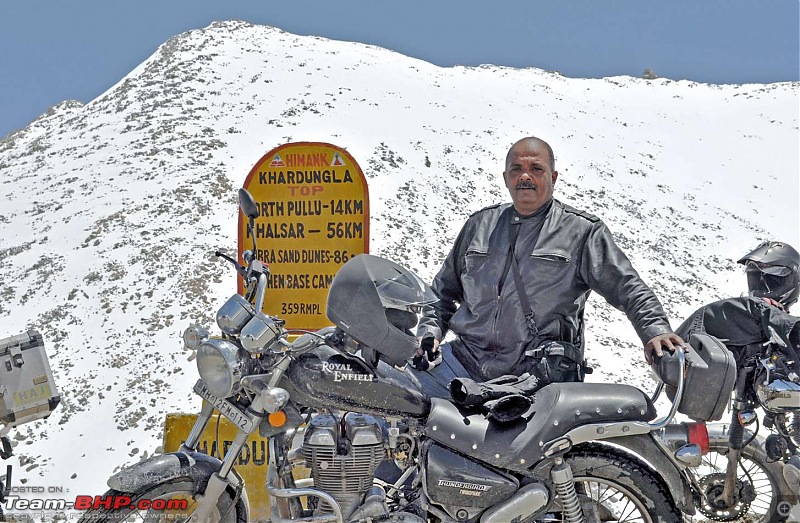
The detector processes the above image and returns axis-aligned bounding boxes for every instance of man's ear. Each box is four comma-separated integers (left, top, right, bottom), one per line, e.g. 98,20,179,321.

552,170,559,185
503,171,511,188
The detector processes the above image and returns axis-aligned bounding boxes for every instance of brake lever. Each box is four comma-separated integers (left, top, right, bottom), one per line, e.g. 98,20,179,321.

215,250,248,279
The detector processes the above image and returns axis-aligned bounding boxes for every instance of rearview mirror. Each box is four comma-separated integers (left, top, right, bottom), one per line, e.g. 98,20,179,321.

238,188,259,220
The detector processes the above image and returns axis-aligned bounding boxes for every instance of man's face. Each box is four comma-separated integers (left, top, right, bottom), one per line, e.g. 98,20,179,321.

503,140,558,215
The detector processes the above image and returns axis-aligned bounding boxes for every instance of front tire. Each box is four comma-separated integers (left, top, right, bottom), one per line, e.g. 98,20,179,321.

76,480,247,523
562,446,682,523
688,440,795,523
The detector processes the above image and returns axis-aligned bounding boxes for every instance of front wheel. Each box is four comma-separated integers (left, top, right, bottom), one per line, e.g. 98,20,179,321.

76,480,247,523
558,446,682,523
687,440,795,523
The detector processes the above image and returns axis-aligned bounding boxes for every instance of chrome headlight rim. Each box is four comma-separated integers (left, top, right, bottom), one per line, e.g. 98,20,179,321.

196,338,251,398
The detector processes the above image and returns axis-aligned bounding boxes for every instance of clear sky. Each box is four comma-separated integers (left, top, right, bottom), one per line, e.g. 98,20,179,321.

1,0,798,139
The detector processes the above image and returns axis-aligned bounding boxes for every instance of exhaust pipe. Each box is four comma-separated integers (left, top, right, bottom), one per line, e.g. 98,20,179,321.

480,483,549,523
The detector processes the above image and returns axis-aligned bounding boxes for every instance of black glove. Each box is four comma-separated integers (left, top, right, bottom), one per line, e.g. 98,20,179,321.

412,337,441,371
484,394,533,423
449,373,544,408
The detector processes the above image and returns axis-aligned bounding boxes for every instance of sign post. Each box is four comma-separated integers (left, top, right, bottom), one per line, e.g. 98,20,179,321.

240,142,370,331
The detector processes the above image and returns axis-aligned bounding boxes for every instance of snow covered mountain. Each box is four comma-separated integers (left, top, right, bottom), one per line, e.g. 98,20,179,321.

0,19,797,507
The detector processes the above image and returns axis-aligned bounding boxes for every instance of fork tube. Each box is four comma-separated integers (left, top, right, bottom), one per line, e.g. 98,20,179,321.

181,400,215,452
218,423,261,478
723,367,751,506
722,404,744,506
255,273,267,314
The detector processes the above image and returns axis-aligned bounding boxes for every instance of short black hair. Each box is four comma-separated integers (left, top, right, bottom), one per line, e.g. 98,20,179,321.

505,137,555,172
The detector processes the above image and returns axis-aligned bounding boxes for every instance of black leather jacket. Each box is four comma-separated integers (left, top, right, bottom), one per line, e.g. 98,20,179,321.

417,199,672,380
676,296,800,368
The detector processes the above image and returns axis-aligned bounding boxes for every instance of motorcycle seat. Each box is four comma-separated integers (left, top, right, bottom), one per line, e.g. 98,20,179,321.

425,382,656,472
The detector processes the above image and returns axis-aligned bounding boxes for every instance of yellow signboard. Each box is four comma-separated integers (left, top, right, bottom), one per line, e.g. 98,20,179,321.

240,142,369,331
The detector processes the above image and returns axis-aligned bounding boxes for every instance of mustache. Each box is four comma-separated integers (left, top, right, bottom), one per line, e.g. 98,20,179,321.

515,180,537,190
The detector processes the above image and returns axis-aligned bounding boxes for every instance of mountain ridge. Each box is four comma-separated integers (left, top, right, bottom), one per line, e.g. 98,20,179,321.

0,19,797,499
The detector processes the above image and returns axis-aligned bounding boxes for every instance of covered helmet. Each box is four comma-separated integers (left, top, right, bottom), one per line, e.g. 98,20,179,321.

326,254,437,367
737,241,800,308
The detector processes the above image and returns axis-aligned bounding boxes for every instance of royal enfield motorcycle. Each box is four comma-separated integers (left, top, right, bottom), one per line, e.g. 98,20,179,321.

676,332,800,523
79,189,730,523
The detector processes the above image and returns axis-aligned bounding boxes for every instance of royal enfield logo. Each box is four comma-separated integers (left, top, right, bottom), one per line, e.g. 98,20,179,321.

437,479,491,492
321,362,376,383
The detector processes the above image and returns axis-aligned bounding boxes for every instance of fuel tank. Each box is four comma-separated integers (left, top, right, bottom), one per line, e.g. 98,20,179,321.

282,343,431,418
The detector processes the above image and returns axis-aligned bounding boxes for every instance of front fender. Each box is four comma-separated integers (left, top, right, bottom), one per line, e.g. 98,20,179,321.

591,433,695,515
108,451,249,514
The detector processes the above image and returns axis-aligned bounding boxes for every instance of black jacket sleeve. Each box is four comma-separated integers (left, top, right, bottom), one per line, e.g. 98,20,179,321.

417,219,472,341
578,222,672,344
677,297,800,353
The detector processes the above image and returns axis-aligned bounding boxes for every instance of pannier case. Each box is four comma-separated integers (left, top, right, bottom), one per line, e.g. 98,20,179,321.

0,330,60,427
665,333,736,421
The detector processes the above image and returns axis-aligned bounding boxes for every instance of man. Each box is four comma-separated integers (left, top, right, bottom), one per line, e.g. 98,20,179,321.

414,136,685,398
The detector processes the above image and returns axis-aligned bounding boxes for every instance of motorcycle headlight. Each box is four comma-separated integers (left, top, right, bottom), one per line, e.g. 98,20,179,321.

196,339,252,398
216,294,256,336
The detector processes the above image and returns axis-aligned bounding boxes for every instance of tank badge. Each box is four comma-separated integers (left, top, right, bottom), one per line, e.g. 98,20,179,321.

321,362,376,383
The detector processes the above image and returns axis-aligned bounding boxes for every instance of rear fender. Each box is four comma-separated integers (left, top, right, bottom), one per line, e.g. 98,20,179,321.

582,434,695,515
107,451,249,513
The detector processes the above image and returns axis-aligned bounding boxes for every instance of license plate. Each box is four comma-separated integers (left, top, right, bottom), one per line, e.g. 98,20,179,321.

193,380,256,433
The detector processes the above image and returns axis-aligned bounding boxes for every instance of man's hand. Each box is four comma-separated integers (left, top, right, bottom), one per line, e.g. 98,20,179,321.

412,336,441,371
644,332,688,365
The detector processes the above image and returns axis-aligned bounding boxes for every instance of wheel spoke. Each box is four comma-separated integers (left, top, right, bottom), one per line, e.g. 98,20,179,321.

690,443,783,522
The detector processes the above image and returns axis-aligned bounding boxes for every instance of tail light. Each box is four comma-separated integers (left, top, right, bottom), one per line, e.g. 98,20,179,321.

686,422,709,455
659,421,709,455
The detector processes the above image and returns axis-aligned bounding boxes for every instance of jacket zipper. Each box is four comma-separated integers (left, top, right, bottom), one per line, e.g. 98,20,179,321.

492,294,501,347
530,253,571,263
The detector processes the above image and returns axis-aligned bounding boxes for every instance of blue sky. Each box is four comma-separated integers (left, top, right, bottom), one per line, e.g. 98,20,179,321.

1,0,798,139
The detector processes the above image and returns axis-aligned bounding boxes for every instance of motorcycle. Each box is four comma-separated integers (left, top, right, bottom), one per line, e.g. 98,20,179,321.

80,188,723,523
675,327,800,523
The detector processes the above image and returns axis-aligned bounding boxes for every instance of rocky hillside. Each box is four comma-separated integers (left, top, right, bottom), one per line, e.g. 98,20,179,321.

0,19,797,497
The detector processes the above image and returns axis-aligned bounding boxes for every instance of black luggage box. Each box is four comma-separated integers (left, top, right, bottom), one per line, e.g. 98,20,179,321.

659,333,736,421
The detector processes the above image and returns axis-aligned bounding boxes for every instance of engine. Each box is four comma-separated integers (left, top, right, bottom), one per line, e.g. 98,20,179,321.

303,413,386,517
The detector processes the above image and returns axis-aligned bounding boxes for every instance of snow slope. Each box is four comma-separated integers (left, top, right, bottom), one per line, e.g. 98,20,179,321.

0,19,797,510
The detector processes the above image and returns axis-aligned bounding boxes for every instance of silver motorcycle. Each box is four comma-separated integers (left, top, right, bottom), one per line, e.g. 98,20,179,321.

80,189,730,523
